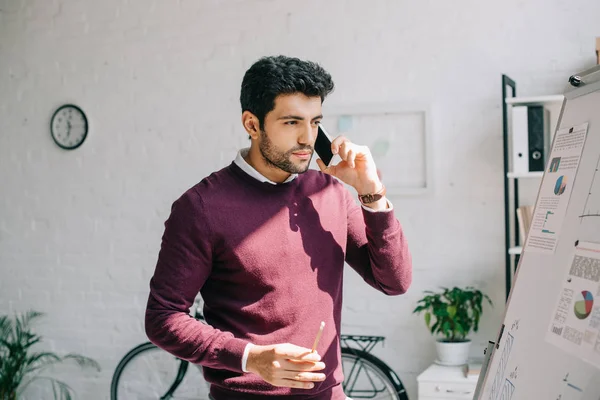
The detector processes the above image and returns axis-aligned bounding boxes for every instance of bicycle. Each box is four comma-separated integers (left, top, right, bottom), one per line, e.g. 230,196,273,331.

111,305,408,400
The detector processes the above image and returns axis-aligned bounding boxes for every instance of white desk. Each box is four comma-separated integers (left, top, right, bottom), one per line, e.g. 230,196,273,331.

416,363,479,400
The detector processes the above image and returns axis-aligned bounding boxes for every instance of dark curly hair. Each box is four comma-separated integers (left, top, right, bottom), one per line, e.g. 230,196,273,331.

240,55,335,130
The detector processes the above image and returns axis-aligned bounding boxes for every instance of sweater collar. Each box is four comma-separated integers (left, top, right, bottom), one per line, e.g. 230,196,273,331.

234,148,297,185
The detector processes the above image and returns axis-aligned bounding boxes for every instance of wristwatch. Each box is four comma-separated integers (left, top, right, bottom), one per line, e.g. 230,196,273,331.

357,185,386,205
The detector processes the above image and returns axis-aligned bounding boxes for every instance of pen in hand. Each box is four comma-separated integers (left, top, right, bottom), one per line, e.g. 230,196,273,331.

311,321,325,353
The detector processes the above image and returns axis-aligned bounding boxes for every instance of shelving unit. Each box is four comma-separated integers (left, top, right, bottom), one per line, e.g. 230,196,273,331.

501,75,564,299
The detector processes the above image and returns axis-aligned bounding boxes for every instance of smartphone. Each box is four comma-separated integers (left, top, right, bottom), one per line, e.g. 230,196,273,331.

315,125,334,166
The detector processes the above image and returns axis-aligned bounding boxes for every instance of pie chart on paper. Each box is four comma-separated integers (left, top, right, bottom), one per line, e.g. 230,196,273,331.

574,290,594,320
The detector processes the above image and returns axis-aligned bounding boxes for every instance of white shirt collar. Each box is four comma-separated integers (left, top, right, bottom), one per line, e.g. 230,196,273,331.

234,148,297,185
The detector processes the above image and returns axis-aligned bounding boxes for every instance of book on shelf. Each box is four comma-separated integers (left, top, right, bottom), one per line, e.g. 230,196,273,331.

516,205,534,245
463,360,483,379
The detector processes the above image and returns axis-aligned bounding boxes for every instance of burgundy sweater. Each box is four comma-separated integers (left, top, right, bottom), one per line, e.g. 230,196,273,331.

145,162,412,399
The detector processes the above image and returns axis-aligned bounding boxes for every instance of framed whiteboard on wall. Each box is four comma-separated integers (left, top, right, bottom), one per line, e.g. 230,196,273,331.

322,103,433,196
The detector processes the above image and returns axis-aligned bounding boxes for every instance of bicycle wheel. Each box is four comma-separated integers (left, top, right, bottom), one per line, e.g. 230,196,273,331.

341,348,408,400
111,342,211,400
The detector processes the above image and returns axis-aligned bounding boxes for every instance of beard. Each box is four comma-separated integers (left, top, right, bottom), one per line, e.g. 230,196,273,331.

259,129,313,174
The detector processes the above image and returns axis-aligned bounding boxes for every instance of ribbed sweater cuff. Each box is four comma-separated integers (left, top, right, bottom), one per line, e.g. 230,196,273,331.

362,205,398,232
218,337,251,373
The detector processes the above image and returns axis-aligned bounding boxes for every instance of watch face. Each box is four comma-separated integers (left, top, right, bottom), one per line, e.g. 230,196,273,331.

51,104,88,150
359,193,381,205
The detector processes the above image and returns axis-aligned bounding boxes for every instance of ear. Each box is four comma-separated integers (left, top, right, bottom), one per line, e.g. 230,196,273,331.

242,111,260,140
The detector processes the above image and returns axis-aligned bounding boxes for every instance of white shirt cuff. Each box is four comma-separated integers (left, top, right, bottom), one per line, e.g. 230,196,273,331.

361,199,393,212
241,343,254,372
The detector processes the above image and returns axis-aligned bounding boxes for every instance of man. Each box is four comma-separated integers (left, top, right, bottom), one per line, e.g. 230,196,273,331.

145,55,412,400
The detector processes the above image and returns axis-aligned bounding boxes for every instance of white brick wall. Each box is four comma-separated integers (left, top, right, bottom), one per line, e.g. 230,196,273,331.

1,0,598,398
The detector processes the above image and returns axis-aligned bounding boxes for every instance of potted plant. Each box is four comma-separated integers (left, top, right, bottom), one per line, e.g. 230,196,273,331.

0,310,101,399
413,286,493,366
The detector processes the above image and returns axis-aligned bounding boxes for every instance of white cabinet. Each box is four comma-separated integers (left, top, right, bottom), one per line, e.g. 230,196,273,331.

417,363,478,400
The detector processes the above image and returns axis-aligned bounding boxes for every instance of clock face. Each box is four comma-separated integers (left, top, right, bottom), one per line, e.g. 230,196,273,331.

51,104,88,150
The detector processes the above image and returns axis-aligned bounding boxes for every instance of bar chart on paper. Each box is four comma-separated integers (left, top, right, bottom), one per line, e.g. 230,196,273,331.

542,211,557,234
530,209,560,236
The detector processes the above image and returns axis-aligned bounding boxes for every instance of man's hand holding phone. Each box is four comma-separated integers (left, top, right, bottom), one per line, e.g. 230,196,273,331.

315,125,386,209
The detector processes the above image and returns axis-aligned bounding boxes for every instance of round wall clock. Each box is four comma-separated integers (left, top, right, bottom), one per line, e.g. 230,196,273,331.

50,104,88,150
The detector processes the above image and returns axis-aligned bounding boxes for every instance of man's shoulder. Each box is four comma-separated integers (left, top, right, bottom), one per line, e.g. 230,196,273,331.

174,164,237,207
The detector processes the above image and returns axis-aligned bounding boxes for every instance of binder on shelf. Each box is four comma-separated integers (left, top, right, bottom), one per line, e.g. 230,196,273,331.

511,106,529,174
511,105,551,173
527,105,551,172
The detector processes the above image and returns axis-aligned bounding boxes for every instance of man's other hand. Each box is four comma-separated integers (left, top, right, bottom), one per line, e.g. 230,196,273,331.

246,343,326,389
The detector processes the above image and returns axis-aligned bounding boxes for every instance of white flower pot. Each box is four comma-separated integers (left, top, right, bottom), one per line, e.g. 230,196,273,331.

435,339,471,366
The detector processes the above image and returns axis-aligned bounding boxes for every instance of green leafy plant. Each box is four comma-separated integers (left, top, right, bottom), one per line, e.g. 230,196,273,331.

0,310,100,400
413,287,493,342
